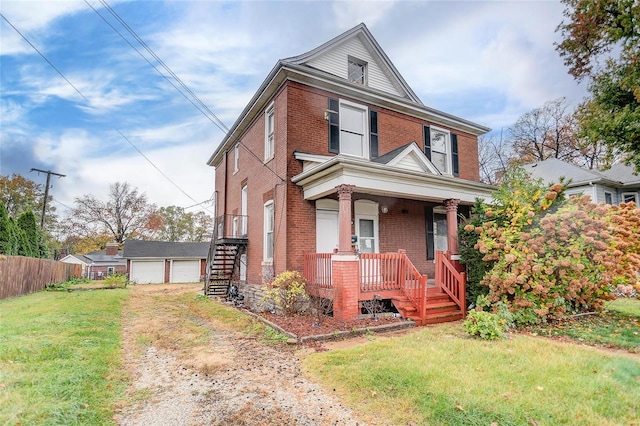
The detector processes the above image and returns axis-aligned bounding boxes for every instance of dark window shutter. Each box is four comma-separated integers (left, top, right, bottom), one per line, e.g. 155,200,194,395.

423,126,431,160
425,206,434,260
451,133,459,176
328,98,339,153
370,110,378,158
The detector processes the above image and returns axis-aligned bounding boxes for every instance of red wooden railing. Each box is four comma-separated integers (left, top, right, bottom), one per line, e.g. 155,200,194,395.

397,251,427,323
435,251,466,316
303,252,333,294
359,252,403,291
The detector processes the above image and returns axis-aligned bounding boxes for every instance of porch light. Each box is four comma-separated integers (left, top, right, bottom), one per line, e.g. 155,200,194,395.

380,205,389,214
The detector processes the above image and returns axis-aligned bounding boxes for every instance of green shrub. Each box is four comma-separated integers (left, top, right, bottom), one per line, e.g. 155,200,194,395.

463,310,505,340
261,270,309,316
103,273,128,288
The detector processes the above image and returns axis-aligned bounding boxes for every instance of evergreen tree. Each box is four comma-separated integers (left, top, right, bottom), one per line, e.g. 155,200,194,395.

17,211,39,257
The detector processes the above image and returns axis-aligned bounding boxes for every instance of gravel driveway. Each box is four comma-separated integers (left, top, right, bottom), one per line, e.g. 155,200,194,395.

114,285,365,425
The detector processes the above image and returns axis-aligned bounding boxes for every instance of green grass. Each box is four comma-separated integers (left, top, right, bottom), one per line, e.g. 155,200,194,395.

528,298,640,352
0,289,129,425
303,323,640,426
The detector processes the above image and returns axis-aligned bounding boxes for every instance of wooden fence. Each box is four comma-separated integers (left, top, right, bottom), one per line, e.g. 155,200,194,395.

0,255,82,300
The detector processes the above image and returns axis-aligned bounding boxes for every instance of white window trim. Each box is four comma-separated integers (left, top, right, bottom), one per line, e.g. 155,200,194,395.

429,125,452,175
604,191,613,205
233,143,239,174
264,102,275,162
263,200,275,263
339,98,369,159
347,56,367,85
621,192,638,204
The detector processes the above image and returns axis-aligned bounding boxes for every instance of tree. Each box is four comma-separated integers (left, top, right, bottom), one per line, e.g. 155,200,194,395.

68,182,158,244
0,174,56,223
155,206,214,242
0,201,17,255
17,211,39,257
556,0,640,169
508,98,580,164
477,133,511,184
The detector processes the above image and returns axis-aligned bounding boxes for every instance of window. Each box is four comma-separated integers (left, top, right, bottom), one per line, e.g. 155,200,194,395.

234,144,239,173
107,266,115,276
622,192,638,204
604,191,613,205
264,103,274,161
328,98,376,159
347,57,367,84
424,126,459,176
263,201,274,262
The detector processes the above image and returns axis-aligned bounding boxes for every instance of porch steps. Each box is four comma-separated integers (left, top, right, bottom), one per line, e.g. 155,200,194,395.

391,287,463,326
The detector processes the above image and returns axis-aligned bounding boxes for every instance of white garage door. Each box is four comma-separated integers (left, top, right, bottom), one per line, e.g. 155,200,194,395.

130,260,165,284
171,260,200,283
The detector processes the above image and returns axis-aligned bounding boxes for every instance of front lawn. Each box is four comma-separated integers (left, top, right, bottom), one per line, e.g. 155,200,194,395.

303,322,640,425
527,298,640,352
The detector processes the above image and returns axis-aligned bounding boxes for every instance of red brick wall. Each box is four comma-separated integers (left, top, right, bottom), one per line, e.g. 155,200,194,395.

214,80,479,285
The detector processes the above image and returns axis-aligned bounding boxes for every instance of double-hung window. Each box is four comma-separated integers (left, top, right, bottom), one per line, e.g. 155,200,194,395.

328,98,378,159
263,201,274,262
264,103,274,161
424,125,459,176
604,191,613,205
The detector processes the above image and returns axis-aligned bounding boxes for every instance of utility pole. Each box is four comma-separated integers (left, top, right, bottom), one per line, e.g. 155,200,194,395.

30,168,66,228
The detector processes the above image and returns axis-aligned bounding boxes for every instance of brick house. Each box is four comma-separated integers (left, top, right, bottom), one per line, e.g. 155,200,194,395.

60,242,127,280
206,23,494,324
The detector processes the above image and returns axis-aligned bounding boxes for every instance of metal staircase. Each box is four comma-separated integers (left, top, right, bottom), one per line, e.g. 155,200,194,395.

205,215,248,297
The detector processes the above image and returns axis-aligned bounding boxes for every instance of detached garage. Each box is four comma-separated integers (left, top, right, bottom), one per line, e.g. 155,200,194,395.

123,240,208,284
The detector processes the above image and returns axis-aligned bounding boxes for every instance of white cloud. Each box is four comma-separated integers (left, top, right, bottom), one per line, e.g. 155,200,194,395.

332,0,397,30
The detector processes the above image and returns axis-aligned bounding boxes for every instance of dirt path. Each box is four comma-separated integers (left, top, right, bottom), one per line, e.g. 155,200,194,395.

115,284,363,425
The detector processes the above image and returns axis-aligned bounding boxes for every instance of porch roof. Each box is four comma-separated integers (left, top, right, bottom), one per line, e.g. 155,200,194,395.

291,155,496,203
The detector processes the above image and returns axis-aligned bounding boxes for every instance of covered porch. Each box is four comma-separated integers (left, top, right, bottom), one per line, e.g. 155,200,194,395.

293,153,495,324
303,249,466,325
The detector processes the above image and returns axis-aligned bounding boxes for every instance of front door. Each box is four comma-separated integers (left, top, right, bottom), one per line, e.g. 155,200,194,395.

316,199,339,253
355,200,380,287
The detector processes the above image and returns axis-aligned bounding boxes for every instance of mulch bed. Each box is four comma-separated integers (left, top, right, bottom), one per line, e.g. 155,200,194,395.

242,308,413,342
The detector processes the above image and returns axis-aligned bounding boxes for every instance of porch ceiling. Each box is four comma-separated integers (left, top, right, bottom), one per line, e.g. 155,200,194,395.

291,155,496,203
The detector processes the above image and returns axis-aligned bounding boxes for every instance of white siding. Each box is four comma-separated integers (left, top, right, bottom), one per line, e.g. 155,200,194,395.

396,154,426,172
306,36,404,98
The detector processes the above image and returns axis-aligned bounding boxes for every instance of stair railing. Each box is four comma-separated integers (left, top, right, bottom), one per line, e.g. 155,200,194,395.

435,251,466,316
397,250,427,324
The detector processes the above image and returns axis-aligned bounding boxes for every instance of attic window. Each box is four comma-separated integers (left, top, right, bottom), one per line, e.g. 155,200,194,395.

348,57,367,84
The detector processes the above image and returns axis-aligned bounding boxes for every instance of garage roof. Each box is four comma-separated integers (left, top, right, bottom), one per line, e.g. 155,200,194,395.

123,240,209,259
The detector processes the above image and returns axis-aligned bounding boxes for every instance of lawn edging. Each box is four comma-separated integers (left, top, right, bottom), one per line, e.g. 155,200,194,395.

241,308,415,343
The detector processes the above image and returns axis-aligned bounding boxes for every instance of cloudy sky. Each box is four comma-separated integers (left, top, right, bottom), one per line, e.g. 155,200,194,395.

0,0,586,217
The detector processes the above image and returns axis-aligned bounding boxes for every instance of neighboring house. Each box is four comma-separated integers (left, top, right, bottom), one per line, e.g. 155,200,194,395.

123,240,208,284
524,158,640,205
61,242,127,280
206,23,495,323
59,254,91,278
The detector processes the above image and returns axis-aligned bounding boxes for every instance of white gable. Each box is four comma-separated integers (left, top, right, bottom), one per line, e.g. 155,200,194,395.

305,35,405,98
385,143,441,175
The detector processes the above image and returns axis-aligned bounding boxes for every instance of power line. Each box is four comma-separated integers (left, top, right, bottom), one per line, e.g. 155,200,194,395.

86,0,286,183
1,12,215,214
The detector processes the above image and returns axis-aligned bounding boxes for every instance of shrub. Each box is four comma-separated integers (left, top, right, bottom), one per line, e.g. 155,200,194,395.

468,167,640,326
103,273,128,288
463,310,505,340
261,270,309,316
